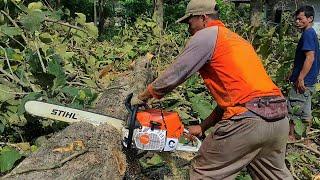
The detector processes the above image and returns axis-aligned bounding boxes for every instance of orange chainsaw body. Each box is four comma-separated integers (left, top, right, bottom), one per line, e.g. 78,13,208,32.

136,109,184,138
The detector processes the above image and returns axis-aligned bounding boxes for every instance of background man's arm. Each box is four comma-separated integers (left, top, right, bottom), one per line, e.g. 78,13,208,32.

296,51,315,93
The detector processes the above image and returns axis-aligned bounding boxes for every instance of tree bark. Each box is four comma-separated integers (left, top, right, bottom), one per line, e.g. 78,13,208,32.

98,0,106,35
265,0,277,22
250,0,264,27
153,0,164,30
56,0,60,8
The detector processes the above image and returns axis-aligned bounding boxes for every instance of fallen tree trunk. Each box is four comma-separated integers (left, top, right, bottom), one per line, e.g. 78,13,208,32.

4,54,154,180
3,123,126,180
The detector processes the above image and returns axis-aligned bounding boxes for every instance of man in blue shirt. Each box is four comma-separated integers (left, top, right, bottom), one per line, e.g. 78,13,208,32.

288,5,320,142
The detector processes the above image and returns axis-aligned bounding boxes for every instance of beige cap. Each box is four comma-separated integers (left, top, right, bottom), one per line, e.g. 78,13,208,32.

176,0,217,23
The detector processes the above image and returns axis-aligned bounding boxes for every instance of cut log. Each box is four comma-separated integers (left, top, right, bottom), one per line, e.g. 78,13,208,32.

4,54,154,180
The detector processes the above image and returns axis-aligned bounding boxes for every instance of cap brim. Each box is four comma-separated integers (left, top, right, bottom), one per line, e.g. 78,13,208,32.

176,13,191,24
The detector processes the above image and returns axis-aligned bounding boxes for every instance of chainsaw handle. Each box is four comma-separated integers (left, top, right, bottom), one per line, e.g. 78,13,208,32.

125,93,134,114
124,93,139,149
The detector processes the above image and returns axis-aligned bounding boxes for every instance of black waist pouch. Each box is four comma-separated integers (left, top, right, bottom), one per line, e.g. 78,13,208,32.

244,96,288,121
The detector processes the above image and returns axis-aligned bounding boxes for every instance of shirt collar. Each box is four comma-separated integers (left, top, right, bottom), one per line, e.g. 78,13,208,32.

207,20,225,27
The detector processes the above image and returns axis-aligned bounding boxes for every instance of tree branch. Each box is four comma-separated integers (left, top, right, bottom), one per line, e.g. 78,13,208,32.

294,143,320,157
45,18,87,33
0,46,14,76
0,67,27,87
34,42,46,73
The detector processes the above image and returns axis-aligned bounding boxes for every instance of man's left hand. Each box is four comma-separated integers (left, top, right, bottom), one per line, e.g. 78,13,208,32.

131,94,146,106
295,78,306,93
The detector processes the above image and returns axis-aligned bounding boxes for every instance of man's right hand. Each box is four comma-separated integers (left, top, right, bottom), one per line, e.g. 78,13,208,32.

187,125,203,137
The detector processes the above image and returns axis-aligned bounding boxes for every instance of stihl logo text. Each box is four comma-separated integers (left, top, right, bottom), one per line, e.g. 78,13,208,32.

51,109,77,119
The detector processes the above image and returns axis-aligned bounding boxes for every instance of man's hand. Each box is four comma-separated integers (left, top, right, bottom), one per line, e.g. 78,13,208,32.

130,94,145,106
131,89,153,106
295,78,306,93
187,125,203,137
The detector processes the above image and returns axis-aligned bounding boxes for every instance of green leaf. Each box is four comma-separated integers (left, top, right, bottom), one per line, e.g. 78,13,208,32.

82,79,96,88
0,25,23,37
20,10,45,32
31,145,38,152
75,13,86,25
61,86,79,97
315,83,320,91
146,154,163,166
190,94,214,120
286,152,301,164
0,146,22,173
0,84,16,102
313,117,320,128
5,112,26,126
7,105,18,113
294,120,306,137
139,154,164,169
77,90,86,101
0,123,4,134
27,2,43,10
39,32,53,43
84,22,98,38
48,60,66,90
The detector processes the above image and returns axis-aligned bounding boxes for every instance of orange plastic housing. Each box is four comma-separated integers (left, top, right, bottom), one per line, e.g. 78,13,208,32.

136,109,184,138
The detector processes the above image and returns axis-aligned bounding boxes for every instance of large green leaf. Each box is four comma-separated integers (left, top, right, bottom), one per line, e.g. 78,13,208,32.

294,119,306,137
0,146,22,173
139,154,164,169
0,84,16,102
0,25,23,37
84,22,98,38
26,49,43,73
61,86,79,97
39,32,53,44
48,59,66,90
75,13,86,25
20,10,45,32
190,94,214,120
5,112,26,126
27,2,43,10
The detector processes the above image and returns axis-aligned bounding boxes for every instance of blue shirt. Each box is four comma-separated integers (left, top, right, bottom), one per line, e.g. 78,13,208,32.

290,27,320,86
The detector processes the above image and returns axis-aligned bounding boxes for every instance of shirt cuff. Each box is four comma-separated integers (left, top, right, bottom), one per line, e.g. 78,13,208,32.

147,84,163,99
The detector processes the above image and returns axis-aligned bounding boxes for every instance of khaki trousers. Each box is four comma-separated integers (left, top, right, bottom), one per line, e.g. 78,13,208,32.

190,117,293,180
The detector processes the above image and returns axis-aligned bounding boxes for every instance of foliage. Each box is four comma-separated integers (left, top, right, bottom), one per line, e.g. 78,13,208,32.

0,1,100,142
0,146,22,173
286,151,320,179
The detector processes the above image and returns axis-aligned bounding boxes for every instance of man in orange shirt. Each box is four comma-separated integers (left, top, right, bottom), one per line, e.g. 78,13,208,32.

132,0,293,179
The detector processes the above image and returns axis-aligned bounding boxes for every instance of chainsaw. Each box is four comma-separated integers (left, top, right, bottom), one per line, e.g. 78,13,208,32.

24,94,201,152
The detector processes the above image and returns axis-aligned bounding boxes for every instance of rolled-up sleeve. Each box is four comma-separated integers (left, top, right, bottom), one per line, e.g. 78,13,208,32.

148,26,218,99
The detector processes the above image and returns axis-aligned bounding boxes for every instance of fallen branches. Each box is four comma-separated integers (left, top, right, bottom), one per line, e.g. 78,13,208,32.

294,143,320,157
